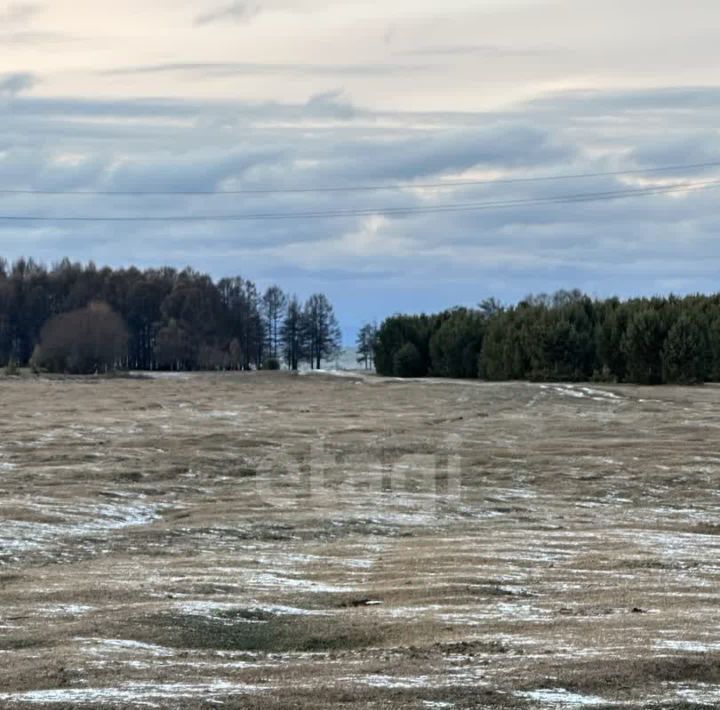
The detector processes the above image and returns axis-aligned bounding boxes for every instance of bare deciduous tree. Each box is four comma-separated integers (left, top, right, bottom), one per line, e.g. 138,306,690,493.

32,301,128,374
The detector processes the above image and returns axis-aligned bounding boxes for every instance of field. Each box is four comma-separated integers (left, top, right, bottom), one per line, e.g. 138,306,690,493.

1,372,720,709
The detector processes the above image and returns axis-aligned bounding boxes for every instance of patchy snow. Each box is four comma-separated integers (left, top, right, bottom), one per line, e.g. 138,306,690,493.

341,557,375,569
671,683,720,703
77,638,176,657
655,639,720,653
549,385,586,399
345,671,494,691
0,501,162,557
516,688,608,706
39,604,94,616
540,384,622,402
576,386,621,400
438,601,549,624
299,369,365,379
174,600,329,618
247,572,356,593
198,410,242,419
350,674,433,689
0,681,267,705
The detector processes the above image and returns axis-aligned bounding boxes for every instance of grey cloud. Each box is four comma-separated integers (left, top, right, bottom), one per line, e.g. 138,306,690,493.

103,61,431,78
194,1,260,26
104,148,285,194
304,90,355,119
627,134,720,169
1,84,720,333
526,86,720,115
398,44,552,57
383,24,396,46
0,30,75,45
7,96,204,119
0,2,43,25
0,93,504,130
0,72,37,96
300,125,575,184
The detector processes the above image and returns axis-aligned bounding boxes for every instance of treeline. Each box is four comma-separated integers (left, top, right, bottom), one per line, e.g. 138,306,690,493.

374,290,720,385
0,258,341,374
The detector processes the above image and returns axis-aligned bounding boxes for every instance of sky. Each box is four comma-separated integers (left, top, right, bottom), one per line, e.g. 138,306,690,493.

1,0,720,342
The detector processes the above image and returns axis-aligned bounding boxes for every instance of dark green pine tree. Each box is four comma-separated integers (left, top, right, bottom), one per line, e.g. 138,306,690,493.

662,315,706,384
623,307,666,385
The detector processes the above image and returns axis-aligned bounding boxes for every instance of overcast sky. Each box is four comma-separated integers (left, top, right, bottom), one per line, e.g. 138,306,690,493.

1,0,719,341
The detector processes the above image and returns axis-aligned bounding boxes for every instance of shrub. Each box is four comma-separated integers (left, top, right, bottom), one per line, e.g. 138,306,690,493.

32,302,128,374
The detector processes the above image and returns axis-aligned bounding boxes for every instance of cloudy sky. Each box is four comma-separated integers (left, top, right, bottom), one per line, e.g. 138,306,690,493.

1,0,719,340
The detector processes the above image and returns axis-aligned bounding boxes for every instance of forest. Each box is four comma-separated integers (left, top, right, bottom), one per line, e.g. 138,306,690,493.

373,290,719,385
0,258,341,374
5,256,717,385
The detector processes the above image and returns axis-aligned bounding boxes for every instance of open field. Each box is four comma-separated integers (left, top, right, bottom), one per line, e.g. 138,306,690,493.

1,372,720,708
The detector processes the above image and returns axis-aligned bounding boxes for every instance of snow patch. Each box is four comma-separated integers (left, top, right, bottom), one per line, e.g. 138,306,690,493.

0,681,266,705
516,688,608,706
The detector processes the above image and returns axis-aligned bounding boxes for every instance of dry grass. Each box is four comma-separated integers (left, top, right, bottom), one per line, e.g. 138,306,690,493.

0,372,720,707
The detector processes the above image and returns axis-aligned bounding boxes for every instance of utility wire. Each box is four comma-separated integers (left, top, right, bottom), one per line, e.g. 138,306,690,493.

0,179,716,222
0,161,719,196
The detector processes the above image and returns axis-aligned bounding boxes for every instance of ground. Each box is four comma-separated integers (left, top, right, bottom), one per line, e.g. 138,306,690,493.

1,371,720,709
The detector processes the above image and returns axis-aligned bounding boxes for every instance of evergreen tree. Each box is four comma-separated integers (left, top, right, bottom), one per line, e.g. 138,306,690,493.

623,307,666,385
596,300,628,381
478,316,511,380
662,315,706,384
429,309,484,378
393,342,424,378
373,314,437,377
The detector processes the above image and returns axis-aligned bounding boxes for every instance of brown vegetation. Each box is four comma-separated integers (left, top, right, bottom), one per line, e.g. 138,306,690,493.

1,373,719,707
31,301,128,374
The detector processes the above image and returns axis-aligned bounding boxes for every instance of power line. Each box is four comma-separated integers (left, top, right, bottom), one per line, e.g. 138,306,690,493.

0,160,719,196
0,179,715,222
